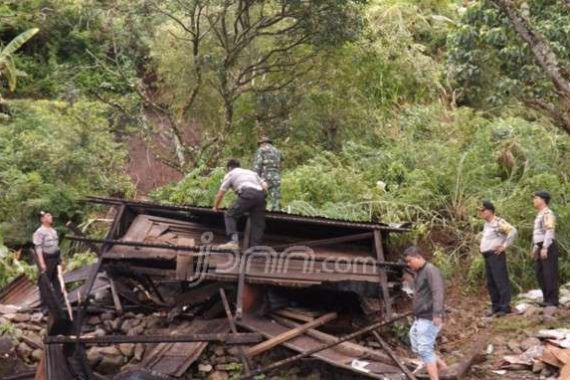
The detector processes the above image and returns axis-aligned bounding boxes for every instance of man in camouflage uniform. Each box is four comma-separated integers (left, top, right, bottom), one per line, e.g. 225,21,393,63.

531,191,559,313
253,136,282,211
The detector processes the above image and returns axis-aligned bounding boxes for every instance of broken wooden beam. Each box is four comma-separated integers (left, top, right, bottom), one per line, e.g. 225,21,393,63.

219,289,252,373
45,332,263,345
238,312,412,379
373,229,392,319
371,331,417,380
275,316,394,365
246,312,337,358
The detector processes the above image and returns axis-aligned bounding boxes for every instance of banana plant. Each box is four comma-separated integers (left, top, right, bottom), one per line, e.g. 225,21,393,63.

0,28,39,92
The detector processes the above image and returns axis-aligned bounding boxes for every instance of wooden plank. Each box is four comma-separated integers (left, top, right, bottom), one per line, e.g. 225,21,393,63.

108,277,124,315
274,316,394,365
237,314,401,379
135,319,230,377
373,230,392,319
273,308,316,323
246,312,337,358
272,232,374,250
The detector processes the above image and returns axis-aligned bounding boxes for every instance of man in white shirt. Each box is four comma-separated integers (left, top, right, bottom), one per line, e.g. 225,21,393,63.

33,211,64,311
532,191,559,311
478,200,517,317
213,159,267,249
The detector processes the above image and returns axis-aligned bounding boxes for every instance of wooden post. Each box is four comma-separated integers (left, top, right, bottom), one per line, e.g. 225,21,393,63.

236,216,252,319
373,229,392,319
219,289,252,373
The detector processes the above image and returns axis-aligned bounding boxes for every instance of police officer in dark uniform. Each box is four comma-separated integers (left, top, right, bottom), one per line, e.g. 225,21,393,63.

531,191,559,313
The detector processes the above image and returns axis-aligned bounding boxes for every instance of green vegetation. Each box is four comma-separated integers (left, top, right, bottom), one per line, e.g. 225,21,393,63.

0,0,568,291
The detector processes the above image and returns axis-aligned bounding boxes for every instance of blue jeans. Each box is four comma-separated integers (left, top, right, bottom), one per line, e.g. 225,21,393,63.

410,318,440,364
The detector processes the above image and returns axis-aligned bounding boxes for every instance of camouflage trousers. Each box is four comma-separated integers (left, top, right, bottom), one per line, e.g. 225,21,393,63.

266,179,281,211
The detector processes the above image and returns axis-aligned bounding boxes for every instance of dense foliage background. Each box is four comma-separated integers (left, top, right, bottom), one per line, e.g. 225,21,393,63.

0,0,568,290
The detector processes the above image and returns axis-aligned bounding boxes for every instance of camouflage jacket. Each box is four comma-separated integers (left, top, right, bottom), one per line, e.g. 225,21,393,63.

253,144,282,180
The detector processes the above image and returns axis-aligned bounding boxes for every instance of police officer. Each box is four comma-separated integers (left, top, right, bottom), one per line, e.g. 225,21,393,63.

33,211,64,311
253,136,282,211
531,191,559,311
478,200,517,317
213,159,267,249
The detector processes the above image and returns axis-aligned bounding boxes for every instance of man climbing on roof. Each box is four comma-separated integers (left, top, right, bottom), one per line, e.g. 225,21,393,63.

253,136,282,211
213,159,267,250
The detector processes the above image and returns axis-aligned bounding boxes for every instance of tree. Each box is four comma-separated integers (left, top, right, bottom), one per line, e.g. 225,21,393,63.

489,0,570,135
447,1,570,135
96,0,363,172
0,28,39,97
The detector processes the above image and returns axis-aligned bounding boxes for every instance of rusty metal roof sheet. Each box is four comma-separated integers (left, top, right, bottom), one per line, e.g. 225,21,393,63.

86,196,412,232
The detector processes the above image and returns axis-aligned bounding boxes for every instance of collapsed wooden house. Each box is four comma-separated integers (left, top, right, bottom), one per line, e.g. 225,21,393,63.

74,196,411,317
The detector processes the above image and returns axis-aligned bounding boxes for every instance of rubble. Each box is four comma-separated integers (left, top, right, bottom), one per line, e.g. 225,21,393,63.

0,197,487,380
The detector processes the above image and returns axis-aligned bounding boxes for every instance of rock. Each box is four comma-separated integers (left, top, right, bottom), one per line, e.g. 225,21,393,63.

88,316,102,326
100,311,115,321
532,360,545,373
98,346,121,356
96,354,124,374
15,342,33,359
30,312,44,323
94,328,106,337
22,332,43,349
103,320,114,332
145,316,162,329
31,349,43,362
127,325,145,336
523,305,540,317
120,319,134,333
520,337,541,351
213,355,230,364
111,318,122,331
6,313,31,323
133,343,145,361
0,336,14,355
0,305,20,314
119,343,135,358
213,346,225,356
507,340,522,354
198,363,213,373
207,370,229,380
87,347,103,367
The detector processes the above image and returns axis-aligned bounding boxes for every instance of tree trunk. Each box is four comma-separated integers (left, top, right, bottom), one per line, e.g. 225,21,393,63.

491,0,570,136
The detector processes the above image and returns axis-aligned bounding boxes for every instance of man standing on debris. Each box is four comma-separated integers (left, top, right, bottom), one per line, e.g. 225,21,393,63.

478,200,517,317
213,159,267,249
33,211,63,310
531,191,559,313
404,246,447,380
253,136,282,211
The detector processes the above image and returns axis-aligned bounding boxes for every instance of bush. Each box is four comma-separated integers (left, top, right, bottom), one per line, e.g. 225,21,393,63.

0,99,133,246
